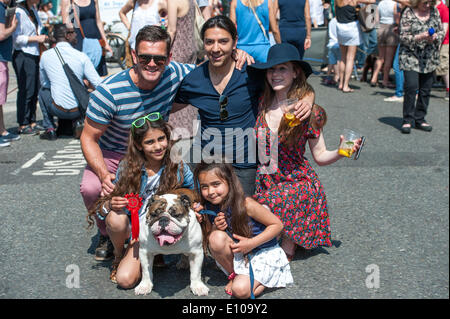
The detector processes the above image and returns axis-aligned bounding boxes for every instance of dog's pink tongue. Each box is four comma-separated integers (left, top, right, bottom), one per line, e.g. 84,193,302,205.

157,234,175,246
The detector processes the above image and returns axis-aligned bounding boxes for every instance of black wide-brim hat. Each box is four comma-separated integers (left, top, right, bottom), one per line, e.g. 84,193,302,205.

249,43,313,79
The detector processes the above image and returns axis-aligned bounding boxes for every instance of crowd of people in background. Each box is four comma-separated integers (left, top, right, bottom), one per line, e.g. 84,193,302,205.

0,0,448,299
0,0,448,146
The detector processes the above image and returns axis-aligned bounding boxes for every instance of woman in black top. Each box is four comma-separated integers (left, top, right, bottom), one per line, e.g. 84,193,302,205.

335,0,375,93
61,0,112,76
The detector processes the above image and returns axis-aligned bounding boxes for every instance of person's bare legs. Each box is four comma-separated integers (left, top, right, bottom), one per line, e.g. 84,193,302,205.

281,233,296,261
338,45,348,90
208,230,235,294
106,210,129,259
382,46,396,87
115,240,142,289
342,45,357,92
231,275,265,299
105,210,135,284
371,46,385,86
333,62,340,83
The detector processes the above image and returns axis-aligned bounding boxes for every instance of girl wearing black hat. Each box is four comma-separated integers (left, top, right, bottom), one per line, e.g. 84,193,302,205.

250,43,363,260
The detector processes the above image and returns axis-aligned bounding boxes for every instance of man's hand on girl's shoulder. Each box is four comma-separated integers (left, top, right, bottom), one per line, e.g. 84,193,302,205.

233,49,255,70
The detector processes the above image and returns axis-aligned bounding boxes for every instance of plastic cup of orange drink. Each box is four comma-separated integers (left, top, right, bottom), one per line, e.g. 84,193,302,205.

279,98,300,127
338,129,360,158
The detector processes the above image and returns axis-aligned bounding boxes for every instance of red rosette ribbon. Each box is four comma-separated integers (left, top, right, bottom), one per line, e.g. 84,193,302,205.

124,193,143,241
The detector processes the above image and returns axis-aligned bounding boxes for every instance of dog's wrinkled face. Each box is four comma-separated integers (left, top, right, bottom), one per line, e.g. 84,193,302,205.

145,194,191,247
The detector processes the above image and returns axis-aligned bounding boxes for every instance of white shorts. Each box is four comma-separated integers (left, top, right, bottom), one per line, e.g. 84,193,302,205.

336,21,363,46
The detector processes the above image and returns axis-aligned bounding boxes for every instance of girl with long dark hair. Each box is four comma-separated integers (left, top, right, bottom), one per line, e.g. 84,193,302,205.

193,160,293,298
87,113,195,288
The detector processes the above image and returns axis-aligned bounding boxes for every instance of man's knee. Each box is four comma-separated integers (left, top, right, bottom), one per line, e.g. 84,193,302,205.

80,172,102,209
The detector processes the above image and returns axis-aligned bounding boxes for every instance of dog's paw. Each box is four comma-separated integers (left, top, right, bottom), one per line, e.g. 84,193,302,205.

176,255,190,270
134,281,153,295
190,281,209,296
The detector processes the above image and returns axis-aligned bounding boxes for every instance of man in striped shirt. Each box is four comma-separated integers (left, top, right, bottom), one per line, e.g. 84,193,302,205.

79,25,194,261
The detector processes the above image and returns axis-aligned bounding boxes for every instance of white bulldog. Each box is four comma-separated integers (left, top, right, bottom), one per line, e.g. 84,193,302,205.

134,188,209,296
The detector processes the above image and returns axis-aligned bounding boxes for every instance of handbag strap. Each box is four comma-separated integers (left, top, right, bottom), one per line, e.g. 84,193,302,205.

127,0,138,40
248,2,269,40
54,46,66,65
193,0,203,17
71,0,85,38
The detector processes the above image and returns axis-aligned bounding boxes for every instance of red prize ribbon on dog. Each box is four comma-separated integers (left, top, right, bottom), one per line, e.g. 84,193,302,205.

124,193,143,241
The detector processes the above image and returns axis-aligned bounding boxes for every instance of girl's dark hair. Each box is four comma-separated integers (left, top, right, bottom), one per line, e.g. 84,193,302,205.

193,160,252,240
200,15,238,42
87,117,183,228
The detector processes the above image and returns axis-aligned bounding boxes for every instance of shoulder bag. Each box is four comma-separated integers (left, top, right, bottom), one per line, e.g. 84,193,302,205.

193,0,206,59
358,4,379,33
249,2,269,40
54,46,90,119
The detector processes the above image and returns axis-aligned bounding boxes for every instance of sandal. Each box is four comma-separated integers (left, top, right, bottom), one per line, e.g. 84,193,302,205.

401,123,411,134
415,122,432,132
110,255,123,284
225,272,236,296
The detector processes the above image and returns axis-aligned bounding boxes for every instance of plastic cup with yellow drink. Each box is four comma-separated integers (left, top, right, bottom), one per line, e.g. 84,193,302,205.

279,98,301,127
338,129,360,158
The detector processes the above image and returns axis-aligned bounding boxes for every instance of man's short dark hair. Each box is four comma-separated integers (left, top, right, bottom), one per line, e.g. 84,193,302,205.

134,25,171,56
53,23,68,41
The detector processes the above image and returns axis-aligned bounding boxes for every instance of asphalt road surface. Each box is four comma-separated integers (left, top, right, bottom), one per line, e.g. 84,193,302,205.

0,63,448,301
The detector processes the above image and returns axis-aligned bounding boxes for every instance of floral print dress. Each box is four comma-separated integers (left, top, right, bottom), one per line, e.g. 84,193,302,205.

253,111,332,249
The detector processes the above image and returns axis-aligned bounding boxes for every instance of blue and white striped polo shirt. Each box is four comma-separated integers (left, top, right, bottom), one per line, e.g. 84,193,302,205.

86,61,195,154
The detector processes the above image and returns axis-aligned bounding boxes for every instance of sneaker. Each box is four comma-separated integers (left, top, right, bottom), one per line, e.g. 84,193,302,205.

72,119,84,139
32,124,46,132
384,96,404,103
18,125,39,135
39,129,57,141
1,131,20,142
0,136,11,147
95,235,114,261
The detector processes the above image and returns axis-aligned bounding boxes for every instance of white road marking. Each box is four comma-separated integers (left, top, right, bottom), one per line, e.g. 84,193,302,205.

21,152,45,169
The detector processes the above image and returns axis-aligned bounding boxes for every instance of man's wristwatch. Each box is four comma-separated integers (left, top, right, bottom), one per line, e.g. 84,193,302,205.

96,202,111,221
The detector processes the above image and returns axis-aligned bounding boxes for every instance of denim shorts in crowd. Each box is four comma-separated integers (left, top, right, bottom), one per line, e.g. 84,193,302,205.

327,46,341,65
